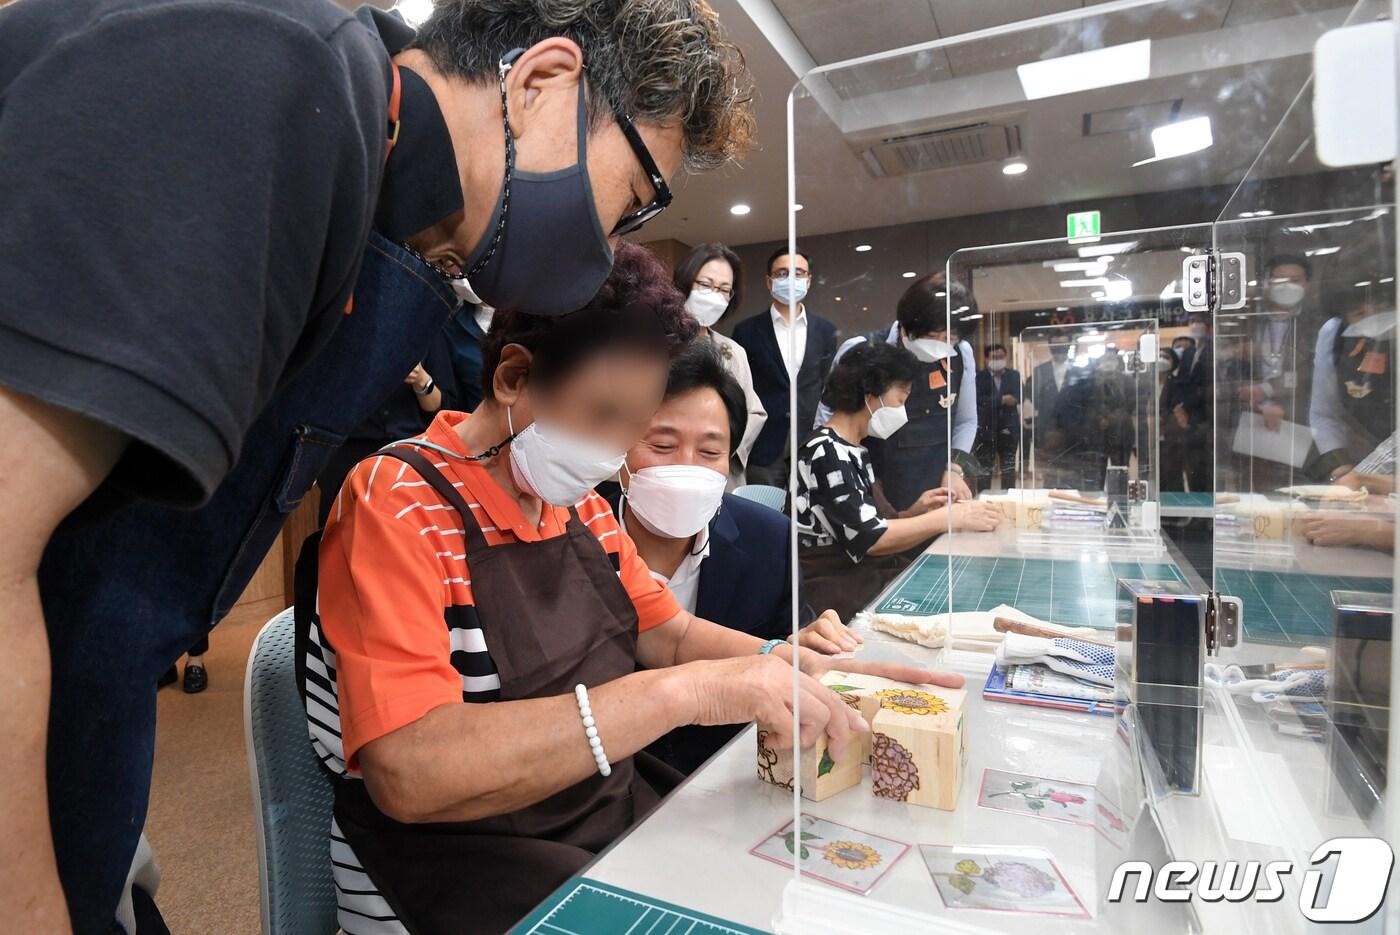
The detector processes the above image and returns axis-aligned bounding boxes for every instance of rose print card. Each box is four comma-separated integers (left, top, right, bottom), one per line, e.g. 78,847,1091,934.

749,815,909,895
976,768,1095,825
922,845,1089,918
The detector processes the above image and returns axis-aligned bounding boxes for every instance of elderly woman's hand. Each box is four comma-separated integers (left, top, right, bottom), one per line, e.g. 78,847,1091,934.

948,500,1002,533
680,655,867,756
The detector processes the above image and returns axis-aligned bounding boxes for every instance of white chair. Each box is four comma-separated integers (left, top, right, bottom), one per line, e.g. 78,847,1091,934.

733,483,788,513
244,608,338,934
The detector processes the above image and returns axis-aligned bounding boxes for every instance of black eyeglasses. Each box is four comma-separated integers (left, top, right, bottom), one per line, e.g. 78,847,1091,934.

609,107,672,236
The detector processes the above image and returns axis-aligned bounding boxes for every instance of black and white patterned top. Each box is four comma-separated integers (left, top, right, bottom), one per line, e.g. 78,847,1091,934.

795,427,888,562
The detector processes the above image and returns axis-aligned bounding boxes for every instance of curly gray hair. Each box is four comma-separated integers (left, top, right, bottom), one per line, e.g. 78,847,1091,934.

413,0,755,172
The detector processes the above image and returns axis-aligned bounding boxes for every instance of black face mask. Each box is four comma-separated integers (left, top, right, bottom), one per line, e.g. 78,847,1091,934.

462,78,614,317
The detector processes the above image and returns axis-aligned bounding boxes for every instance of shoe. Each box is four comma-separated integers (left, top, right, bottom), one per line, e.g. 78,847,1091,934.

158,666,177,689
182,664,208,694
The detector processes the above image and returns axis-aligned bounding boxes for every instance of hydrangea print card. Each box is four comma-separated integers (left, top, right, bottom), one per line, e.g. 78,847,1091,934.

749,815,910,895
921,845,1089,918
976,768,1095,825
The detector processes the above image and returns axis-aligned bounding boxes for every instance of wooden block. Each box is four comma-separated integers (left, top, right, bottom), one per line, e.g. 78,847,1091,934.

1016,497,1050,530
868,686,967,810
821,670,905,764
756,727,862,802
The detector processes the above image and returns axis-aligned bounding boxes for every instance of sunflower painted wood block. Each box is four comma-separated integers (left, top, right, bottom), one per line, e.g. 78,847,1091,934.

868,685,968,810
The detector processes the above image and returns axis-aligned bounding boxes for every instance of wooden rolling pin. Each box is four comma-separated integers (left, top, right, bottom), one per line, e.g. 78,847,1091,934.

1048,490,1107,508
994,616,1113,646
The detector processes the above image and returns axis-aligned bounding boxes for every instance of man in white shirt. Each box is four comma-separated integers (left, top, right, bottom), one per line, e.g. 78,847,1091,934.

732,248,837,486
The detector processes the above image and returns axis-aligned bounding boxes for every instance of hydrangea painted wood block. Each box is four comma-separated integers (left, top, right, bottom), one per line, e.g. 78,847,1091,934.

869,684,967,810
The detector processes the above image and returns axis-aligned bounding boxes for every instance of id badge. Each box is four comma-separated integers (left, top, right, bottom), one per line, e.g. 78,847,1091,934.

1283,372,1297,390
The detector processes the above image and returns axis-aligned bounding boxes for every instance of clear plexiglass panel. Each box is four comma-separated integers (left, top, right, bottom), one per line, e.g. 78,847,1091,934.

782,1,1396,932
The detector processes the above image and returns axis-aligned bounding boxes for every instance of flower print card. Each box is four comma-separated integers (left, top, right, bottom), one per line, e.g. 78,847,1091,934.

921,845,1089,918
976,768,1095,825
749,815,910,895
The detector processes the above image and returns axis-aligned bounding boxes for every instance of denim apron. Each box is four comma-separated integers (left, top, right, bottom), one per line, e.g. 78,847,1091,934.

39,232,456,932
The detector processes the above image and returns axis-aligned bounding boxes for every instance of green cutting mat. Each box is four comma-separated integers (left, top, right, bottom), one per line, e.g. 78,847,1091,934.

1216,567,1392,645
873,554,1182,629
1160,492,1213,509
872,554,1392,645
510,879,766,935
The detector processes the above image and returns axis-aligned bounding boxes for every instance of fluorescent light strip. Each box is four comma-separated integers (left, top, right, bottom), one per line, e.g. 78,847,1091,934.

1017,40,1151,101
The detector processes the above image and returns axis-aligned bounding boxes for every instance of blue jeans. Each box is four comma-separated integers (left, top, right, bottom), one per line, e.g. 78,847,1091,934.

38,233,457,933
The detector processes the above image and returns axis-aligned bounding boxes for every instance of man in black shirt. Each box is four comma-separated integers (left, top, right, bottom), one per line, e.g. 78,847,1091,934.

0,0,754,929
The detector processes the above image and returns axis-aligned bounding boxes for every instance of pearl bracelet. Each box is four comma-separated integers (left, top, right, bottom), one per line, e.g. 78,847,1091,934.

574,683,611,777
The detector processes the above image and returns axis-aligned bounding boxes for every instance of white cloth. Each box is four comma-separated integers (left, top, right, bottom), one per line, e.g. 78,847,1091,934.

771,302,808,374
621,511,711,614
708,329,767,484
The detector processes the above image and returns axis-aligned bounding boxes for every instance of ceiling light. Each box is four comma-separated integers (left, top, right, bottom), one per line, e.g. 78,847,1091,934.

1056,306,1070,312
793,203,804,211
1104,280,1133,301
954,306,970,313
935,291,947,297
1133,116,1213,166
962,313,983,321
729,203,751,216
1254,209,1274,217
1248,280,1258,287
1381,277,1395,284
855,244,873,252
1060,278,1111,288
1078,241,1138,258
1053,261,1109,273
862,306,868,311
1357,281,1373,287
1002,161,1029,176
902,271,917,278
394,0,435,28
1017,40,1151,101
1092,290,1107,299
1306,246,1342,256
834,296,842,302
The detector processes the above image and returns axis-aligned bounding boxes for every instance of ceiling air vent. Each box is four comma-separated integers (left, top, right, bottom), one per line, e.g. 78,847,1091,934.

860,122,1016,177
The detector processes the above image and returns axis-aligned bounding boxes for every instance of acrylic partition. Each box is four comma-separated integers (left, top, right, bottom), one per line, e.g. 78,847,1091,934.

779,1,1396,933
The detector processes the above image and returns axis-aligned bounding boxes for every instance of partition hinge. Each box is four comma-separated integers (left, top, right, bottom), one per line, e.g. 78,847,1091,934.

1182,252,1247,313
1204,590,1242,655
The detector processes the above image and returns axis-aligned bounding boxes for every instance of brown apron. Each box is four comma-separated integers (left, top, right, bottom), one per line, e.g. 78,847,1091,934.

800,543,906,620
334,447,681,934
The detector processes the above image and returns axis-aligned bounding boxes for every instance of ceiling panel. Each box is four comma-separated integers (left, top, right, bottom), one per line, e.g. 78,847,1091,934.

1224,0,1360,27
771,0,940,64
932,0,1082,39
824,48,954,100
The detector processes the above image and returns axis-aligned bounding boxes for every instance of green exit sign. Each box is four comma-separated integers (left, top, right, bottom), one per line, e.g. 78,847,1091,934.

1067,210,1101,240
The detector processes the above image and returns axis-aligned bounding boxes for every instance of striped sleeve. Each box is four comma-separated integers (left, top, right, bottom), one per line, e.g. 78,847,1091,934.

318,459,464,771
578,492,681,631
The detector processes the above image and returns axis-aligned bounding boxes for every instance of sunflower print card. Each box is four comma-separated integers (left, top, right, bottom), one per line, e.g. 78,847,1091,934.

921,845,1089,917
749,815,910,895
976,768,1095,825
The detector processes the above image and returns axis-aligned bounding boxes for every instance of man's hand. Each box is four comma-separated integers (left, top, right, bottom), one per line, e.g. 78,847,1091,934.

796,651,966,692
1260,401,1285,431
404,362,432,392
942,469,973,502
0,388,127,935
1001,393,1017,407
1301,513,1394,551
1172,404,1189,430
792,609,862,654
1239,383,1268,406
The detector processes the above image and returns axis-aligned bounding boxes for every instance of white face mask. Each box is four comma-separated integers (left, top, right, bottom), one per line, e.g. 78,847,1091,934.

866,397,909,439
1159,356,1176,372
684,288,729,328
988,357,1006,372
1343,310,1397,339
904,334,953,363
771,276,809,306
474,304,495,334
450,277,482,305
507,407,627,506
1267,281,1306,309
624,463,727,539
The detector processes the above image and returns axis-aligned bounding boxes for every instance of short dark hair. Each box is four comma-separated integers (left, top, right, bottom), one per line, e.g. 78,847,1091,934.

1266,253,1313,280
663,341,746,457
821,341,920,414
413,0,755,172
1173,335,1197,348
673,242,743,321
897,275,977,338
482,242,698,400
766,247,812,275
985,343,1006,355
